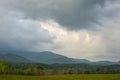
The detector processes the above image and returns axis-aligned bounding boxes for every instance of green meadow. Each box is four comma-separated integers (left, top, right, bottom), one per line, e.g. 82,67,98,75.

0,74,120,80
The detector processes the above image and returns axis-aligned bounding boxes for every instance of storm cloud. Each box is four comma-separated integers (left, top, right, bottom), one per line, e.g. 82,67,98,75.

0,0,120,61
0,0,107,30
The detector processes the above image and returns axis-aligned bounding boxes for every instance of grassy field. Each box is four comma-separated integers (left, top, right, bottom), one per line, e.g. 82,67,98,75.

0,74,120,80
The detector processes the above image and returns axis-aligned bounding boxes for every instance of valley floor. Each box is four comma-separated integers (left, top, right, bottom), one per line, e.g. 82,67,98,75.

0,74,120,80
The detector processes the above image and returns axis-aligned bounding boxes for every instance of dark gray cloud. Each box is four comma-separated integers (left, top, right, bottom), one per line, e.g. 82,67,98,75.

0,0,107,30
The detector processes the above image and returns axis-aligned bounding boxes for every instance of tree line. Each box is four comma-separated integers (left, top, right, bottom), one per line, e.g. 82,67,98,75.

0,61,120,76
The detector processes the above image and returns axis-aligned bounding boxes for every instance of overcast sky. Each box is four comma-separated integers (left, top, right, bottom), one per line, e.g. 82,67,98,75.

0,0,120,61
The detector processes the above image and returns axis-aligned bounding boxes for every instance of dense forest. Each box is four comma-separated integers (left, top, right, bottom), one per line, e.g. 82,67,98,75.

0,61,120,76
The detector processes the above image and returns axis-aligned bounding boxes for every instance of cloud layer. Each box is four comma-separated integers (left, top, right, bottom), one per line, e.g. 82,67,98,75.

0,11,54,51
0,0,120,61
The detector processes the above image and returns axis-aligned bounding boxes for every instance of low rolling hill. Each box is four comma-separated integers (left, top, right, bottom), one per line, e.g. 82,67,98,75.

0,53,31,63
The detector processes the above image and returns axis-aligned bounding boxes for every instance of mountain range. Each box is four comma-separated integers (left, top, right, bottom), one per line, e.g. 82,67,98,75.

0,50,119,65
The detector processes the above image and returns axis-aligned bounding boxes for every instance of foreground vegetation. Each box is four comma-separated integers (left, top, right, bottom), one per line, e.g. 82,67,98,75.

0,74,120,80
0,61,120,80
